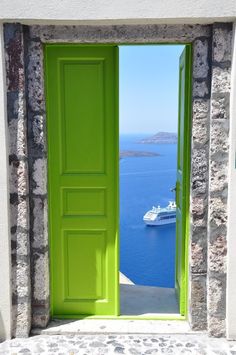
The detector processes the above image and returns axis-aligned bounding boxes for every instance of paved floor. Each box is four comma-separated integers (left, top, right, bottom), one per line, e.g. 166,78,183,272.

120,284,179,315
1,334,236,354
119,272,179,315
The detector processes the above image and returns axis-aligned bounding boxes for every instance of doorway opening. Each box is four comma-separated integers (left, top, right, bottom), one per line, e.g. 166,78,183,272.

45,43,191,320
119,44,190,317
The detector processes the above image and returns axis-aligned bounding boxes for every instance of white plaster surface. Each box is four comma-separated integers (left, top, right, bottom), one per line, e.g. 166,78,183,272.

119,272,134,285
0,23,11,341
0,0,235,24
226,21,236,340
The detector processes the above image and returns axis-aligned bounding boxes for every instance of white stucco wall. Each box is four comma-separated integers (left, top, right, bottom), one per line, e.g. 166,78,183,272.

0,0,235,24
227,21,236,341
0,22,12,341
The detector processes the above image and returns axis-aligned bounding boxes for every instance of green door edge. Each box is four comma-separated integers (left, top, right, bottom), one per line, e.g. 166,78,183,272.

175,44,192,318
44,43,192,321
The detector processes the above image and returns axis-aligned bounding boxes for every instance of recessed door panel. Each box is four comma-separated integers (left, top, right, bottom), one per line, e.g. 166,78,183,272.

61,60,105,174
64,231,105,300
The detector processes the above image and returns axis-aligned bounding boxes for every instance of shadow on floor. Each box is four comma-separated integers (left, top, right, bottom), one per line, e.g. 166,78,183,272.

120,283,179,315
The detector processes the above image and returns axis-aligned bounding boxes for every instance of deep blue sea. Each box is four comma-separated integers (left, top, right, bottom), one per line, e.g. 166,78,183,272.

119,134,177,288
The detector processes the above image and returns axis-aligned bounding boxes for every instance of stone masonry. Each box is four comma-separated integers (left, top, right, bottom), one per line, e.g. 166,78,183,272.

3,24,31,337
189,34,211,332
24,27,50,331
3,23,233,338
208,23,232,337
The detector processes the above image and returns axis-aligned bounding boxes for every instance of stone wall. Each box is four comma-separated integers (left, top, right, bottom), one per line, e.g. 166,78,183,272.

24,27,50,331
3,22,233,338
3,24,31,338
208,23,232,337
189,34,212,331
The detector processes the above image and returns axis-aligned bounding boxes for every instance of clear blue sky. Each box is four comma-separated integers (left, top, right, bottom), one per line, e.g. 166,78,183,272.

119,45,184,134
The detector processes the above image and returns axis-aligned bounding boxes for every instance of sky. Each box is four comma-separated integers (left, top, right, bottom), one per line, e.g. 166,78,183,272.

119,45,185,135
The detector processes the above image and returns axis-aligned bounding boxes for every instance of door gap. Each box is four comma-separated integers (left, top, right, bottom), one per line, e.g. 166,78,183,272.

119,44,187,317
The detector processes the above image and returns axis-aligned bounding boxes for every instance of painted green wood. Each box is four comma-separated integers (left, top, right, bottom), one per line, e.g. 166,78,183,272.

175,45,192,316
45,45,119,317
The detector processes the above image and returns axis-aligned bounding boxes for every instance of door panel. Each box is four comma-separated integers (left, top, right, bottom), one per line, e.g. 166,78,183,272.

176,46,192,316
45,45,119,317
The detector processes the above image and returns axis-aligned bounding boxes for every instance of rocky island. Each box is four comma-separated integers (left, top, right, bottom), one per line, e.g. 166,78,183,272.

138,131,177,144
119,150,160,159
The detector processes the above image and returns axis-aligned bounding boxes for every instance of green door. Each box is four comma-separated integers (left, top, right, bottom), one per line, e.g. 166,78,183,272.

45,45,119,317
175,46,192,316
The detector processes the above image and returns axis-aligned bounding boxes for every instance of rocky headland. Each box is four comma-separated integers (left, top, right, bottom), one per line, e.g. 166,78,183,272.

138,131,177,144
119,150,160,159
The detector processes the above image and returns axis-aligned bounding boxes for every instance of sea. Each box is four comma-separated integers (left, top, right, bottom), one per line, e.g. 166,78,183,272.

119,134,177,288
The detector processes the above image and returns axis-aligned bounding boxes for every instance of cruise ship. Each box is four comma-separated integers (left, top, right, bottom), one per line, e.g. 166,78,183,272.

143,201,176,226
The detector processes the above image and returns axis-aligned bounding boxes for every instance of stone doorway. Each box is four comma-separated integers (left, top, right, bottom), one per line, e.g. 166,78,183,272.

3,22,232,337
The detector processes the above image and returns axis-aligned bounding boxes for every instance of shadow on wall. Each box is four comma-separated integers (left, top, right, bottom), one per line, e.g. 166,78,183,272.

0,313,6,341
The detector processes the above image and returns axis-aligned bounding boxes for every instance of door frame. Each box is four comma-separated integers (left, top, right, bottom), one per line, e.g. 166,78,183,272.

22,23,213,330
44,42,192,320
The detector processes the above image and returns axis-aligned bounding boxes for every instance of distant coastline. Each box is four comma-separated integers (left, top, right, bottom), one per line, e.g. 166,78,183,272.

138,131,177,144
120,150,160,159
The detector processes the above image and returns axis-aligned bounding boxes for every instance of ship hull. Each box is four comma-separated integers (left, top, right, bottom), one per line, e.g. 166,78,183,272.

144,218,176,226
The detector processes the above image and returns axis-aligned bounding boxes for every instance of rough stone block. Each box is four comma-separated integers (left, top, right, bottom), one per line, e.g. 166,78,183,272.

8,117,27,159
193,39,209,79
209,197,227,228
32,197,48,249
32,114,46,147
209,236,227,274
212,67,231,94
9,160,29,195
189,274,207,330
10,195,29,231
208,317,226,338
210,160,228,194
208,274,226,316
7,91,20,119
211,93,230,121
210,119,229,156
191,197,208,229
4,24,25,92
192,99,209,120
32,309,50,328
27,41,45,112
29,24,211,44
33,158,47,195
191,149,208,195
191,197,205,217
213,26,232,63
191,239,207,274
32,252,50,302
192,118,208,146
193,80,209,98
12,260,31,299
11,303,31,338
11,231,29,256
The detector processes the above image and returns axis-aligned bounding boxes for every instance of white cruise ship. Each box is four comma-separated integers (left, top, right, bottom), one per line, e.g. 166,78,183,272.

143,201,176,226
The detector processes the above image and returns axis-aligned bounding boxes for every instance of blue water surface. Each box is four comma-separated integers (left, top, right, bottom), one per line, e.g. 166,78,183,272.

119,134,177,288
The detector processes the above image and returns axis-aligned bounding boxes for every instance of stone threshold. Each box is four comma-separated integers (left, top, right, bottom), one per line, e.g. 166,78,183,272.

31,319,204,336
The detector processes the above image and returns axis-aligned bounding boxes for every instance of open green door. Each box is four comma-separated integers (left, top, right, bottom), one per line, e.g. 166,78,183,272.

175,45,192,316
45,45,119,317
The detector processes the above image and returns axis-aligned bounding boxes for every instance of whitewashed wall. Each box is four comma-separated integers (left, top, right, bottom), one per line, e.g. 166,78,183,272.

0,0,235,24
